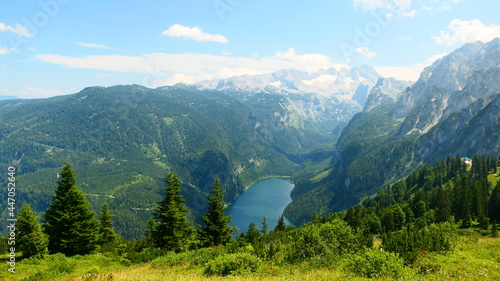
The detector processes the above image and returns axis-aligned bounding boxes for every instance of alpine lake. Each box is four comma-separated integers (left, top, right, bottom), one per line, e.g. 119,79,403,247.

225,178,295,233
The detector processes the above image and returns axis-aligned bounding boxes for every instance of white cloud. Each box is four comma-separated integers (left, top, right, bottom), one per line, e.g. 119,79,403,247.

432,19,500,46
355,47,377,59
76,42,113,49
375,52,447,81
36,48,342,87
0,22,32,38
162,24,228,44
0,47,16,55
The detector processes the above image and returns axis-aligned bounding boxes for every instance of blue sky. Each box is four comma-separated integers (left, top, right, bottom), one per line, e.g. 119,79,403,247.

1,0,499,98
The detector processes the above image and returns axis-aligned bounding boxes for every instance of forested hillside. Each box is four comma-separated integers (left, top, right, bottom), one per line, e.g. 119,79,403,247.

285,39,500,223
0,85,334,239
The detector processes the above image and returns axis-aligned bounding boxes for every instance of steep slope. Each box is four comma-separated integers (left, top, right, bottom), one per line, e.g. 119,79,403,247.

0,85,296,239
285,39,500,224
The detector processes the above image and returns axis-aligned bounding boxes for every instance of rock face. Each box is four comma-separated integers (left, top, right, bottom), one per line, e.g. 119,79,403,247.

285,38,500,223
394,38,500,135
181,65,383,135
364,78,413,113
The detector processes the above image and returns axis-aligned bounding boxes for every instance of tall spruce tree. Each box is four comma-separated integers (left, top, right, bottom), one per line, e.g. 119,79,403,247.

152,172,194,252
489,181,500,222
261,216,269,235
17,203,48,258
43,163,99,256
199,177,234,247
98,203,118,245
274,215,286,232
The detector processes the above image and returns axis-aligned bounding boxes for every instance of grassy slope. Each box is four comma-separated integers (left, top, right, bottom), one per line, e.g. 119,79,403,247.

2,237,498,281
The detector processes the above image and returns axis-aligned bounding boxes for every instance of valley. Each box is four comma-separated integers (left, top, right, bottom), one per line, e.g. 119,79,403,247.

1,39,499,240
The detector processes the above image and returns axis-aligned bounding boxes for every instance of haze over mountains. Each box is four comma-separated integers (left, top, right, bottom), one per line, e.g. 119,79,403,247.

0,39,498,238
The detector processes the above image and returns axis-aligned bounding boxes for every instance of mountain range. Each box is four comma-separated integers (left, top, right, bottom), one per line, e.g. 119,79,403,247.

0,39,498,238
284,38,500,223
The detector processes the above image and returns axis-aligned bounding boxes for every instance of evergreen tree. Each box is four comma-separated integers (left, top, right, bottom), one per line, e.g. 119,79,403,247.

144,217,156,247
489,182,500,222
152,173,194,252
199,177,234,247
17,203,48,258
491,222,498,238
274,215,286,232
261,216,269,235
245,222,261,244
435,185,452,223
43,163,99,256
98,203,118,245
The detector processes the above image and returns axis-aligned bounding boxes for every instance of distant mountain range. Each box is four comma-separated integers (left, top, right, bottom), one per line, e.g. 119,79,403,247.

1,39,498,238
284,38,500,223
172,65,410,138
0,95,18,100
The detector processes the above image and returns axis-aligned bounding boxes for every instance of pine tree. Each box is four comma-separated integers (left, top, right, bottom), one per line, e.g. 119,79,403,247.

152,173,194,252
17,203,48,258
144,217,156,247
261,216,269,235
245,222,260,244
43,163,99,256
489,182,500,222
435,185,452,223
98,203,118,245
274,215,286,232
199,177,234,247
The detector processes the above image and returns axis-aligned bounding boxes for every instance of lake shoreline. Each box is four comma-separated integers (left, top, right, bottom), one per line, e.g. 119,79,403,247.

226,177,296,232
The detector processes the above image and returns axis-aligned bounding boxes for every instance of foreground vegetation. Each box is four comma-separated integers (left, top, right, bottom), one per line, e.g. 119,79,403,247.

1,234,499,280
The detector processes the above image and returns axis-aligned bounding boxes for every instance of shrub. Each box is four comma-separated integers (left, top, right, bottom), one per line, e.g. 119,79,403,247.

49,253,76,273
283,219,366,263
382,222,457,263
343,249,406,278
204,253,262,276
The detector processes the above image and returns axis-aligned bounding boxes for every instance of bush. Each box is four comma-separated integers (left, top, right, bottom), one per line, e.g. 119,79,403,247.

283,219,366,263
382,222,457,263
204,253,262,276
343,249,406,278
49,253,77,273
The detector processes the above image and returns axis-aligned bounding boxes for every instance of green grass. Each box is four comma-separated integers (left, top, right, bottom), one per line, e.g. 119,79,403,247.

488,170,500,187
2,237,499,281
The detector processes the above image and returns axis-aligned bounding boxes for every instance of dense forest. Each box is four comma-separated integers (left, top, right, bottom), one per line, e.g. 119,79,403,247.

2,155,499,280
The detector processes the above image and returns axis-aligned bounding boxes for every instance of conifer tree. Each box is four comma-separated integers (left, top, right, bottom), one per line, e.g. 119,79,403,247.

274,215,286,232
152,172,194,252
435,185,452,223
98,203,118,245
43,163,99,256
199,177,234,246
144,217,156,247
489,182,500,222
261,216,269,235
17,203,48,258
245,221,261,244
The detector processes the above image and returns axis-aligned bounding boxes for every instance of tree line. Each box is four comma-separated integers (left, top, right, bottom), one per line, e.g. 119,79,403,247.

13,154,499,260
14,163,244,258
340,155,500,236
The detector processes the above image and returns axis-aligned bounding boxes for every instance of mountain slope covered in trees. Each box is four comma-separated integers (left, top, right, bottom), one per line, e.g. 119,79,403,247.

285,39,500,223
1,85,328,239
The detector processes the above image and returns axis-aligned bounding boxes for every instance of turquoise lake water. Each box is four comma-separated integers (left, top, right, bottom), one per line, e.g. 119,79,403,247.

225,178,295,233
